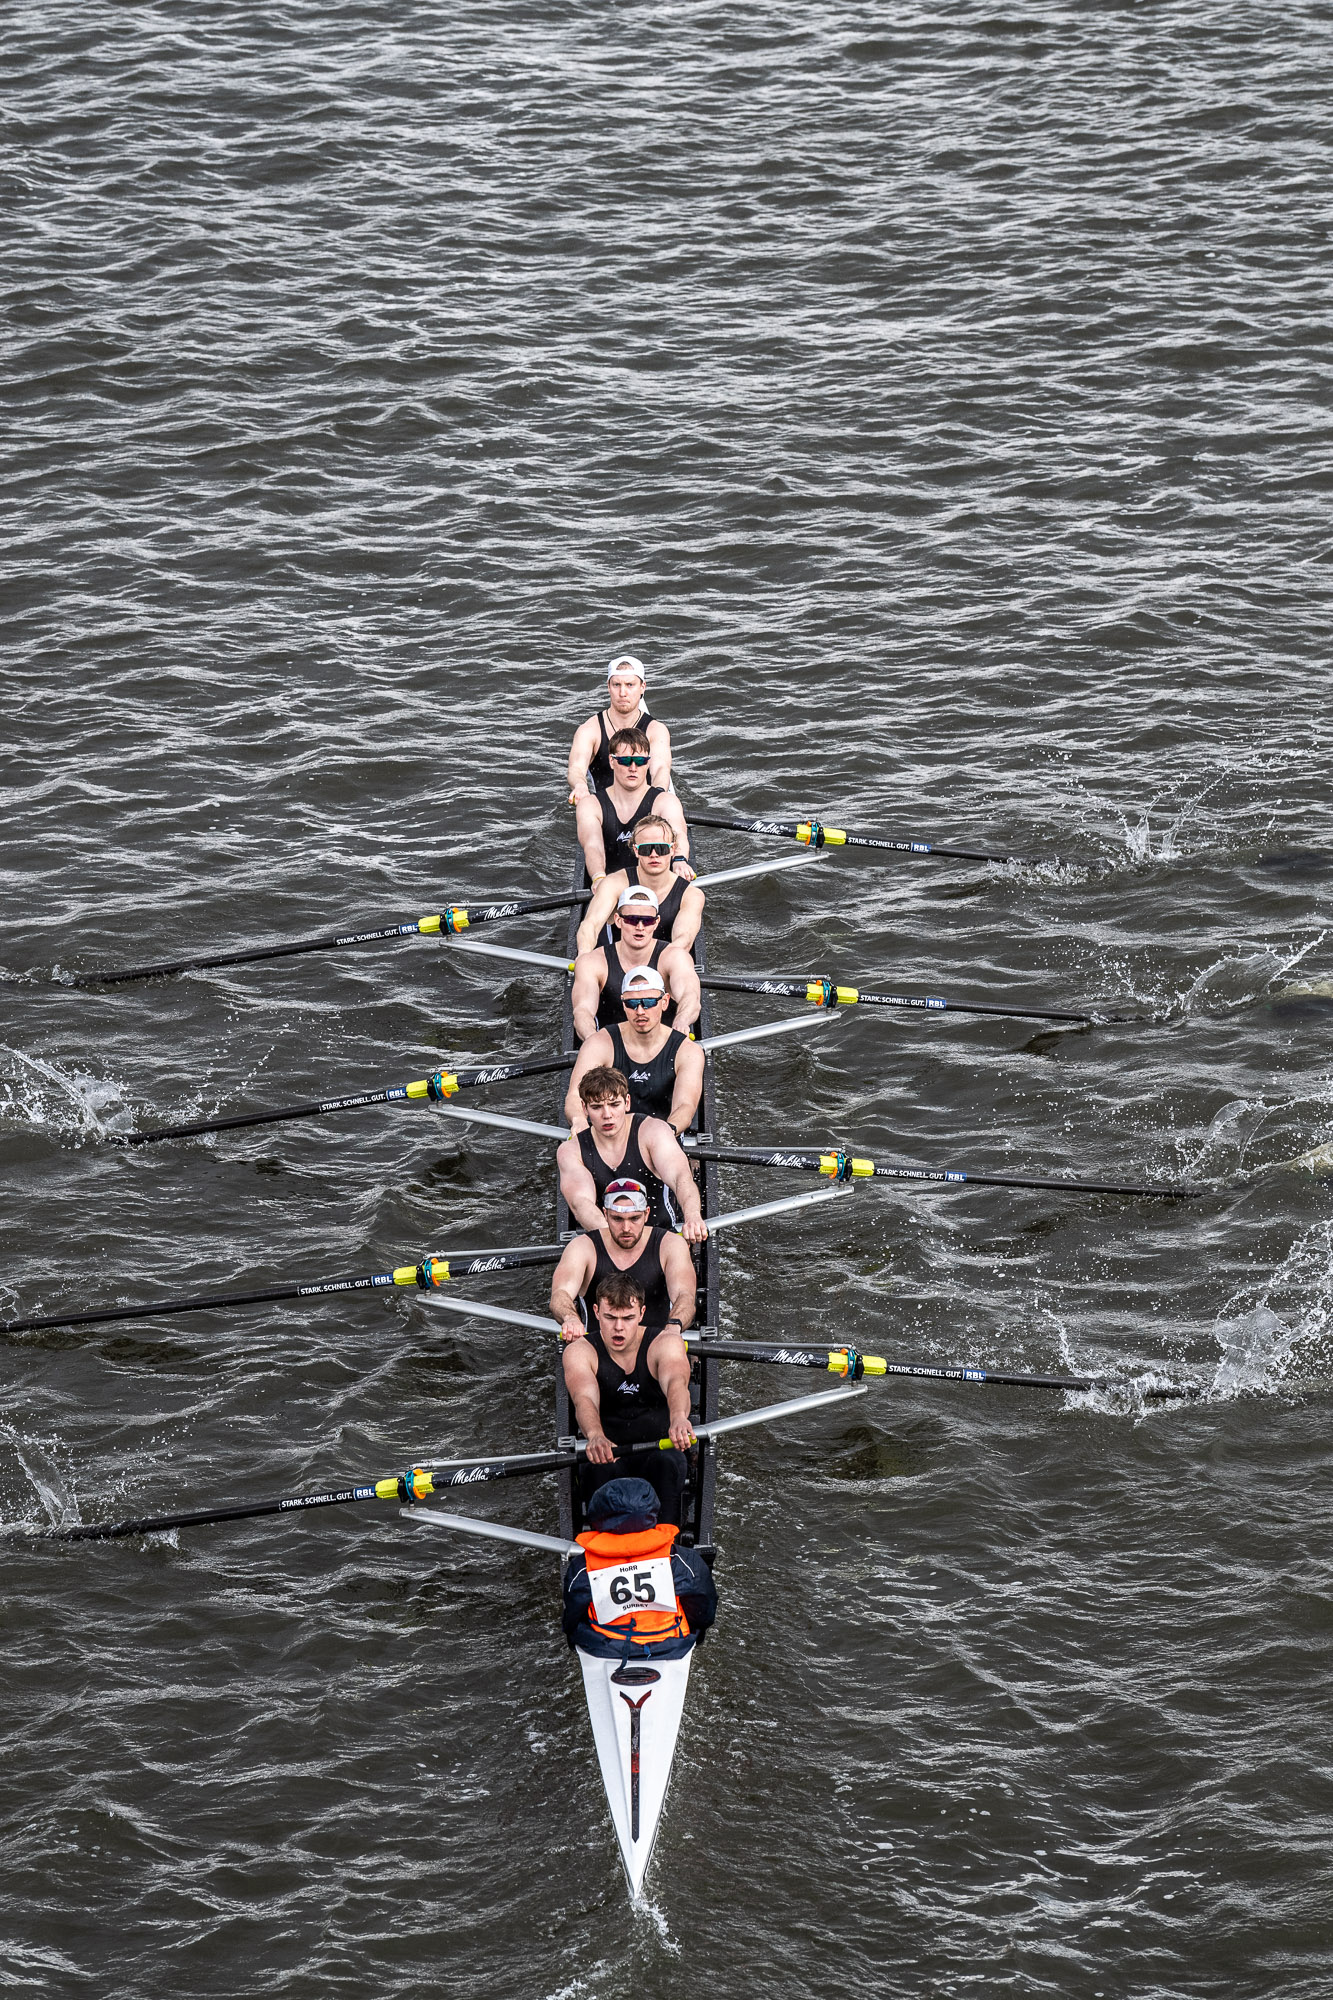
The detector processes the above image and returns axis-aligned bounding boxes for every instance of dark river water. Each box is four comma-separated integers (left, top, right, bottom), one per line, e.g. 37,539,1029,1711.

3,2,1332,1994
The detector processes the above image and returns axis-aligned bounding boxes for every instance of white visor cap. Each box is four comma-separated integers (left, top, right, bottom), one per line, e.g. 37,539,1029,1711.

622,965,667,996
607,655,646,684
617,884,660,913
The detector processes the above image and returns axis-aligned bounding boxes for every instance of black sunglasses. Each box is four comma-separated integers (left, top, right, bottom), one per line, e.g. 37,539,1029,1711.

634,841,672,856
618,911,657,926
623,994,664,1009
613,753,650,767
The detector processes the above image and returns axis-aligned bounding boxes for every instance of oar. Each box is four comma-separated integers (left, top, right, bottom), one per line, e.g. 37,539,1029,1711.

111,1053,574,1149
68,892,589,986
26,1447,578,1546
0,1241,568,1342
682,1339,1202,1401
65,854,822,990
687,811,1019,867
682,1141,1204,1201
700,974,1119,1028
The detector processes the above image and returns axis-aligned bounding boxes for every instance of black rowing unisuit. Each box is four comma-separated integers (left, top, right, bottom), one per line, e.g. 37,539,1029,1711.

576,1114,678,1229
588,1325,673,1446
587,706,653,794
596,938,672,1031
579,1225,673,1333
597,784,666,872
606,1022,687,1124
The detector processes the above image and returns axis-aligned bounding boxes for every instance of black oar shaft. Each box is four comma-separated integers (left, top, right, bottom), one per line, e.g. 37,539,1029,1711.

70,892,588,986
113,1054,575,1148
699,974,1096,1026
686,1144,1199,1201
39,1451,576,1545
686,1341,1199,1399
686,812,1015,866
0,1244,566,1341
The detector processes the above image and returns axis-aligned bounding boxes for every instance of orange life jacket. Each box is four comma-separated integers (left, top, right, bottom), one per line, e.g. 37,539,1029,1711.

577,1524,687,1644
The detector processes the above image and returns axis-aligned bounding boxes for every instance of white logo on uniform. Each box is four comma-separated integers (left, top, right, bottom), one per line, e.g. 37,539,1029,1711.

629,1068,652,1084
616,1381,641,1396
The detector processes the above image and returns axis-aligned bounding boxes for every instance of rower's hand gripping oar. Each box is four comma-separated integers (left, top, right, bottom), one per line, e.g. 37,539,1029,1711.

112,1052,575,1149
686,810,1022,868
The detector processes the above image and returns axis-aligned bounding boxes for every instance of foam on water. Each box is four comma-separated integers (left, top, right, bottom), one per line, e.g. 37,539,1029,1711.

1209,1223,1333,1399
0,1045,130,1142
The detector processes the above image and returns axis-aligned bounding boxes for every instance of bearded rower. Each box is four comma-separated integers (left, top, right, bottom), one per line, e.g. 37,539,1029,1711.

561,1272,695,1525
549,1176,697,1341
556,1065,707,1243
576,813,704,957
571,884,701,1042
574,729,692,889
567,966,705,1137
568,656,672,800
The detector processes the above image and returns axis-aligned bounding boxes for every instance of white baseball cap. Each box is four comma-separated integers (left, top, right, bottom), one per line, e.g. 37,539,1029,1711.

607,655,646,683
622,965,667,996
616,884,660,912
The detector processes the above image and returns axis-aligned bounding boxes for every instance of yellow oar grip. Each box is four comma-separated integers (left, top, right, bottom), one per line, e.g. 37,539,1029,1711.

406,1078,430,1099
860,1356,887,1376
417,914,442,934
834,985,859,1006
849,1157,874,1178
376,1469,436,1500
392,1265,419,1286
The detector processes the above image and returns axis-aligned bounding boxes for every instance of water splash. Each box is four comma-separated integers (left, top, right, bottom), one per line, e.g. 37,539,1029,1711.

1209,1223,1333,1399
0,1045,131,1142
0,1422,78,1529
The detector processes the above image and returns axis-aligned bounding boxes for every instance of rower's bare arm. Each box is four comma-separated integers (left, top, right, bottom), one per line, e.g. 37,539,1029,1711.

575,871,625,955
567,715,600,802
570,954,608,1046
662,944,701,1031
574,796,609,883
660,790,691,861
666,1039,705,1139
646,717,672,792
641,1120,706,1241
562,1343,615,1462
550,1240,596,1341
669,882,705,951
659,1235,698,1330
556,1137,605,1233
564,1029,612,1123
649,1333,695,1450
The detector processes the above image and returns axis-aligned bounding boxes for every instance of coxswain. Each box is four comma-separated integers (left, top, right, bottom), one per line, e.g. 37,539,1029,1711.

570,883,701,1041
576,813,704,957
549,1175,697,1339
561,1273,695,1525
556,1065,707,1241
567,966,704,1136
567,656,672,800
561,1476,717,1657
573,727,691,889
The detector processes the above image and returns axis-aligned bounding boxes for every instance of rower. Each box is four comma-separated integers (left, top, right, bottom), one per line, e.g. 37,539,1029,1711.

568,656,672,801
576,814,704,957
556,1065,707,1242
561,1273,695,1526
561,1476,717,1657
573,728,691,889
570,884,701,1041
549,1175,697,1340
566,966,705,1137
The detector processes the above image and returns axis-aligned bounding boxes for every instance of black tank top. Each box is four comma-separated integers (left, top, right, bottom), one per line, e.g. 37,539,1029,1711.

606,1024,687,1124
596,937,672,1030
588,1325,673,1446
587,705,653,794
577,1114,678,1230
598,784,665,875
579,1226,672,1334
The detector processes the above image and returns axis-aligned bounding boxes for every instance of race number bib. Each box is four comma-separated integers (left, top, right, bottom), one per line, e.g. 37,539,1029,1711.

588,1555,677,1627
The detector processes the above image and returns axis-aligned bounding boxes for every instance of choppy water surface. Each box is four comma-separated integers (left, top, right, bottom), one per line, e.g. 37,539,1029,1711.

4,3,1332,1994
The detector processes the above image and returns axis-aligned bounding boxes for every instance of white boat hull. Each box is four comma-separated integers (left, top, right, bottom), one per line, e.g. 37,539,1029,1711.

577,1646,693,1897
